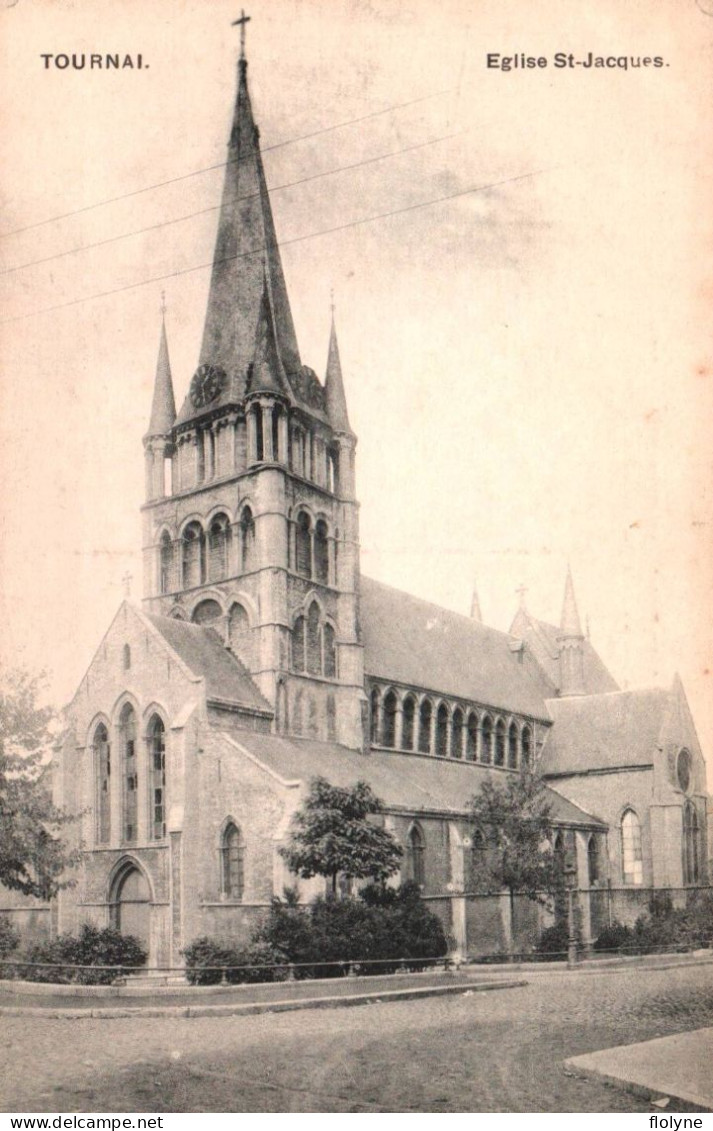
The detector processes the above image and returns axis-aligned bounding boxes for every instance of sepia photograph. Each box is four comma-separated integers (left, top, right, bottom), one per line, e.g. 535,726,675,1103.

1,0,712,1116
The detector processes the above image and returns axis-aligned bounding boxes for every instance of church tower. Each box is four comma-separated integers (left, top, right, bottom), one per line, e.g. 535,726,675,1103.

141,43,364,749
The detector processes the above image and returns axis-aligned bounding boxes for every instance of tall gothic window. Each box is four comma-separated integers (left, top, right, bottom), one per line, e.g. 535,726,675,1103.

240,507,255,573
314,520,329,584
182,522,204,589
292,616,306,673
418,699,432,754
323,623,337,679
306,601,321,675
521,725,532,768
402,696,416,751
382,690,398,748
587,835,599,886
160,532,173,594
466,712,478,761
295,512,312,578
221,822,244,900
436,704,449,757
683,801,700,885
621,809,643,885
494,718,506,766
147,715,166,841
208,514,231,581
451,707,464,759
120,703,138,843
93,723,111,845
480,716,493,764
508,722,519,769
370,687,380,744
407,825,425,888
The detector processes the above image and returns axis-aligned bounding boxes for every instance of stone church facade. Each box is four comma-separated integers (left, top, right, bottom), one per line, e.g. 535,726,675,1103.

6,47,708,966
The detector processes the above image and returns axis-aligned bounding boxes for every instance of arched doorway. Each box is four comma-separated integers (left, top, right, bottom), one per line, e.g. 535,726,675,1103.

110,864,151,952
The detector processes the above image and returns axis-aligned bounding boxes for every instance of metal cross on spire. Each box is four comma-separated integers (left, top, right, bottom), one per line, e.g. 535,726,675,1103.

232,9,251,60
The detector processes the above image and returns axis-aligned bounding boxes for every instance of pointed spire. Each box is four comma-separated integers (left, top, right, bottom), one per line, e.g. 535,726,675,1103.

325,307,353,434
146,305,176,437
469,579,482,622
246,270,288,396
175,49,300,426
560,564,583,638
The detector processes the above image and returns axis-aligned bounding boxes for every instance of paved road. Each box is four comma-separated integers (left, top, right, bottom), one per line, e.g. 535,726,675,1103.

3,964,713,1112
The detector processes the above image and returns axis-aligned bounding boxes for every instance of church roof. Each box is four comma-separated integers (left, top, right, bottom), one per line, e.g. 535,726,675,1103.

145,317,176,437
359,576,555,720
539,688,670,775
509,607,619,696
144,611,272,714
222,731,606,828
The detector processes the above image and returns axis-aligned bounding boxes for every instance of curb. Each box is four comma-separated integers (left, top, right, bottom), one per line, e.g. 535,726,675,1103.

563,1053,712,1113
0,977,527,1020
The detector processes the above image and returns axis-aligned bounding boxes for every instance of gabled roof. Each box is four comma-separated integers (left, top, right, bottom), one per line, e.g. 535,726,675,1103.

540,687,670,775
509,607,619,696
143,611,272,714
223,731,606,828
360,576,555,720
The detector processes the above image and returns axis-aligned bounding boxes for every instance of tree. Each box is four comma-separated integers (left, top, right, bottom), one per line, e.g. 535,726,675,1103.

0,667,79,898
468,770,563,906
279,776,403,896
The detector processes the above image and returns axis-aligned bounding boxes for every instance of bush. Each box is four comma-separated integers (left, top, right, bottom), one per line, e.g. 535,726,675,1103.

534,921,570,961
593,921,634,953
254,881,448,978
0,917,20,960
182,936,289,985
17,924,147,984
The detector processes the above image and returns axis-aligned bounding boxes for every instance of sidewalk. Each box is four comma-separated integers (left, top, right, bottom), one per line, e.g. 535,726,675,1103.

566,1027,713,1111
0,968,527,1019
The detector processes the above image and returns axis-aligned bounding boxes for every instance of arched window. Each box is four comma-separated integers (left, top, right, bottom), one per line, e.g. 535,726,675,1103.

494,719,506,767
402,696,416,751
587,835,599,886
621,809,643,885
466,712,478,761
119,703,138,843
306,602,321,676
677,749,692,793
436,704,449,757
159,532,173,594
239,507,255,573
508,722,519,769
407,825,425,888
327,449,338,493
208,514,231,581
228,603,253,666
292,616,306,673
147,715,166,841
122,644,131,671
271,406,282,462
370,687,380,745
323,623,337,679
192,599,222,628
93,723,111,845
254,405,264,462
314,520,329,584
295,512,312,578
382,690,398,748
480,715,493,764
521,725,532,768
451,707,464,759
221,822,244,900
683,801,700,885
418,699,432,754
181,522,204,589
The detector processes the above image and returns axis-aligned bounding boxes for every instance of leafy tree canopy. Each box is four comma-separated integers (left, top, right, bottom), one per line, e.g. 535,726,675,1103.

279,776,402,895
0,667,79,898
469,770,563,903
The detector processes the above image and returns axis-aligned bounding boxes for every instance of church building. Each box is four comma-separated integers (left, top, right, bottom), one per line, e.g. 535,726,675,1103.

37,41,710,966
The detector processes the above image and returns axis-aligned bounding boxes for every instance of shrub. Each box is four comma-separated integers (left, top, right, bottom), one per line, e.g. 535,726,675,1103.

534,921,570,960
0,917,20,960
182,936,289,985
593,921,634,953
18,924,147,984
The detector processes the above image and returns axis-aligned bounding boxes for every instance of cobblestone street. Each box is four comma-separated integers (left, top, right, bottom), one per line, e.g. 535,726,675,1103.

3,963,713,1113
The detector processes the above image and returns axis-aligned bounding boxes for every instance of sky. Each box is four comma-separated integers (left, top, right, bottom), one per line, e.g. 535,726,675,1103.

1,0,712,771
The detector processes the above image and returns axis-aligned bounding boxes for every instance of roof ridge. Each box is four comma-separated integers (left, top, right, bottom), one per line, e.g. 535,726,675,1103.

360,574,518,645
